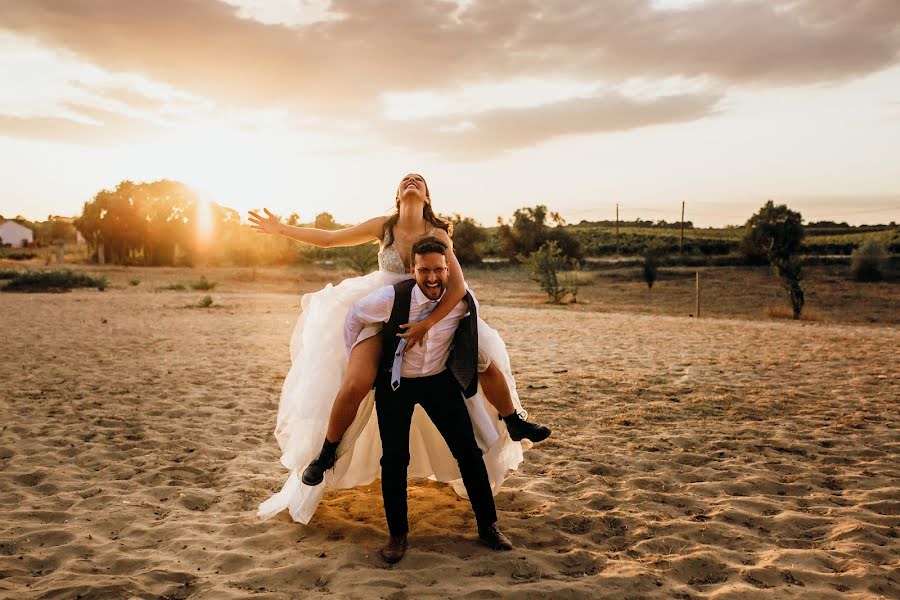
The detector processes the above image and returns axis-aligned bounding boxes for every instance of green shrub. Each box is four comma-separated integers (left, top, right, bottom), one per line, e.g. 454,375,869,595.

522,240,577,303
1,269,107,293
190,277,217,290
0,269,23,279
1,252,38,261
128,278,141,286
198,294,213,308
850,240,888,282
162,282,187,291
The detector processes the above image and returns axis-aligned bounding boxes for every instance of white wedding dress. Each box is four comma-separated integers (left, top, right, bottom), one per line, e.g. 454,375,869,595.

257,242,530,524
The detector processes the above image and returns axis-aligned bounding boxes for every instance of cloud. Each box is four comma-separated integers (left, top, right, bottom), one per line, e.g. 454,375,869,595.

378,90,722,159
0,0,897,154
0,103,165,145
70,82,169,114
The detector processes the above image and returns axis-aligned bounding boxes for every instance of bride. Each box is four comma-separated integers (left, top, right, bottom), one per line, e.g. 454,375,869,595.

251,173,550,524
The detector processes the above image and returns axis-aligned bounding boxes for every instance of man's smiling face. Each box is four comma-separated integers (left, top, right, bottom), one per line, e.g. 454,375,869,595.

412,251,448,301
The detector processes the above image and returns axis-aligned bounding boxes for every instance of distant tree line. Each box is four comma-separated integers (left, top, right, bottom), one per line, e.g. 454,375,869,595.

576,218,696,229
566,224,898,258
72,180,312,266
65,179,589,268
36,178,896,271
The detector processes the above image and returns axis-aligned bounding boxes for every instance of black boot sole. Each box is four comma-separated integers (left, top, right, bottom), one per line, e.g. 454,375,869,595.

301,467,327,486
478,536,514,551
509,427,552,443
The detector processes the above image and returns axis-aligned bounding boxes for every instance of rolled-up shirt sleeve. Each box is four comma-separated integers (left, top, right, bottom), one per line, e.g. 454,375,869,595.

343,285,395,356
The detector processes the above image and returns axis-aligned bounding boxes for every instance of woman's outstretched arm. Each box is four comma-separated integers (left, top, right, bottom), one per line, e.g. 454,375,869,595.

398,228,467,347
248,209,385,248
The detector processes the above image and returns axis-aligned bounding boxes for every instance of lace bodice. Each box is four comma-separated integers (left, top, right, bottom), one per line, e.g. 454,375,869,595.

378,225,438,274
378,244,407,274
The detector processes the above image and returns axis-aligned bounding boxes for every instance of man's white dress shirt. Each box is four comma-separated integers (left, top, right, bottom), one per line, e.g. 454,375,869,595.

344,283,490,378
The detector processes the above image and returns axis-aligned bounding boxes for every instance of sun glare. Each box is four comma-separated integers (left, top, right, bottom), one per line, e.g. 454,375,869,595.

195,195,214,246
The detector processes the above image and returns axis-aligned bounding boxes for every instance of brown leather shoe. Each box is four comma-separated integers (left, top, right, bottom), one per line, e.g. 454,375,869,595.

379,534,408,564
478,523,513,550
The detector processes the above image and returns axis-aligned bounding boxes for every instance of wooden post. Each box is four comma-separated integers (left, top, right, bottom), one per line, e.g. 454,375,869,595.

56,243,64,264
615,203,619,256
98,242,105,265
680,201,685,254
695,271,701,318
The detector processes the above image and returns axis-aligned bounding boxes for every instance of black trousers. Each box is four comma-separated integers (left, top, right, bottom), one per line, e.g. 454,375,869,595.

375,369,498,537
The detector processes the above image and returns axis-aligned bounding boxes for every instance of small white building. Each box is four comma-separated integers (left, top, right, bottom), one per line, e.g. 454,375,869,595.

0,220,33,248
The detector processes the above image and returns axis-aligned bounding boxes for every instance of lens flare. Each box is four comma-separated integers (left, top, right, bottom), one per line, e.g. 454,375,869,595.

196,195,214,246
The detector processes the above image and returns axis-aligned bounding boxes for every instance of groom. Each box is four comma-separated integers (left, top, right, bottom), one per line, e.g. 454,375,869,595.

344,236,514,563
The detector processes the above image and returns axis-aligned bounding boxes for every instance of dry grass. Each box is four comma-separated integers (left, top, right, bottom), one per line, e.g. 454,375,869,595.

466,264,898,325
762,305,823,321
1,259,895,325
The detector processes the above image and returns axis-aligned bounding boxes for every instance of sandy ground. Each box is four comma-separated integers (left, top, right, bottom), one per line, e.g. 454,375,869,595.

1,274,898,599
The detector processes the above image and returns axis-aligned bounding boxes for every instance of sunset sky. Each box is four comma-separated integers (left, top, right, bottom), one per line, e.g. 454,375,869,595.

1,0,898,227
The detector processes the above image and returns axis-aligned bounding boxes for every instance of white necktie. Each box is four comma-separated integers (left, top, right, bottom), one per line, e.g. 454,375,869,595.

390,299,439,390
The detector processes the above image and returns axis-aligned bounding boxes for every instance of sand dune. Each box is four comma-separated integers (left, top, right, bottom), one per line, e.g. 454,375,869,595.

1,283,898,599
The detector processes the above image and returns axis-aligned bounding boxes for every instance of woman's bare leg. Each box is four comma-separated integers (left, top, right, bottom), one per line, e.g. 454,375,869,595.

324,334,382,443
303,335,383,485
479,362,552,443
478,362,516,416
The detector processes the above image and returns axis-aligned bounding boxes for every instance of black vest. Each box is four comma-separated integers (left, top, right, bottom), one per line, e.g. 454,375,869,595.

380,279,479,398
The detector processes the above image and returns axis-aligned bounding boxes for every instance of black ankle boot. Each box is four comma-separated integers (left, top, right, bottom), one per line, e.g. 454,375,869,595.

301,439,339,486
501,412,551,443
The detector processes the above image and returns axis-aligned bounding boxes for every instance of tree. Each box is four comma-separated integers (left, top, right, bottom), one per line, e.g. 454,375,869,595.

75,179,216,265
742,200,803,261
448,214,486,265
33,216,77,245
496,205,581,261
773,256,805,319
315,212,340,230
743,200,806,319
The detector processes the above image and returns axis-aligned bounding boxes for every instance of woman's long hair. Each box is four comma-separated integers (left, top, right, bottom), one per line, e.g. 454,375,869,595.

381,175,452,246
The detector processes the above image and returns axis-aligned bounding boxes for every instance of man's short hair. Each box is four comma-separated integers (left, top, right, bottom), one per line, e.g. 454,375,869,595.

411,235,448,258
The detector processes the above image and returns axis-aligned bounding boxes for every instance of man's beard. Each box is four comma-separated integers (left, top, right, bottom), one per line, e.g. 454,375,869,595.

420,281,444,299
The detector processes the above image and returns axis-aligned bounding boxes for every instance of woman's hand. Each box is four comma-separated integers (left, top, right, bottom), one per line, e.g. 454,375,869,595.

397,319,431,350
248,208,282,234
